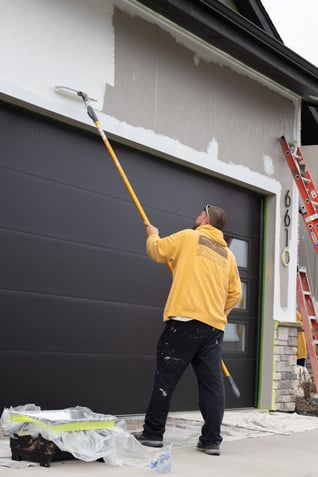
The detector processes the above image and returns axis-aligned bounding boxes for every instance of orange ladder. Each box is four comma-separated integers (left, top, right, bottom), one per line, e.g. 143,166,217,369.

279,136,318,252
297,266,318,391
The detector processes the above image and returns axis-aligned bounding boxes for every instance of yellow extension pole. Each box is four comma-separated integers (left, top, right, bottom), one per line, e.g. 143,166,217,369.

71,90,240,398
222,361,240,398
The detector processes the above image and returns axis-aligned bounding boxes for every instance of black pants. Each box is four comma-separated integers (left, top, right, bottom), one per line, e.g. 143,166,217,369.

143,319,225,445
297,358,306,367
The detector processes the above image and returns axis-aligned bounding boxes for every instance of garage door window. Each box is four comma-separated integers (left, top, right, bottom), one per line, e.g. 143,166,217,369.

224,323,246,352
229,238,248,268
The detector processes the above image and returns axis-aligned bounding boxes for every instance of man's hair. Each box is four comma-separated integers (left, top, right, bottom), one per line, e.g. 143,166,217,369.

206,206,228,231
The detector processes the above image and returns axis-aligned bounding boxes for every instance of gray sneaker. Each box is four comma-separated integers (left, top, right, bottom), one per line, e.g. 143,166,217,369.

197,440,220,456
132,431,163,448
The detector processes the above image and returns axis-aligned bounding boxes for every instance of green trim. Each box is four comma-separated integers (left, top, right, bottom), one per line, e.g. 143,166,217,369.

229,1,239,14
271,321,279,410
257,198,267,408
9,414,115,433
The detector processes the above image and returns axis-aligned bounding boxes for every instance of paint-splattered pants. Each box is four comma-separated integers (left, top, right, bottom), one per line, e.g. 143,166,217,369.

143,319,224,445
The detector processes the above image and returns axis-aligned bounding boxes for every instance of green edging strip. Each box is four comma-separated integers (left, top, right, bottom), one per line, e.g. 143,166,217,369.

10,414,115,433
272,321,279,410
257,198,267,408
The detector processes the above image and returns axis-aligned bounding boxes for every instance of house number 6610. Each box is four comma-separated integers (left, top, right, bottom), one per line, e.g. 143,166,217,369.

281,190,291,266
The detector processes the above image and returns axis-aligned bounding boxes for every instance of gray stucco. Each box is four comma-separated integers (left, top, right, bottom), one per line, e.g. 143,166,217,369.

105,9,295,179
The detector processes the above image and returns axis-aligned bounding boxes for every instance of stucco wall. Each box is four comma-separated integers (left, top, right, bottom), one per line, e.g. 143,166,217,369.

107,9,295,178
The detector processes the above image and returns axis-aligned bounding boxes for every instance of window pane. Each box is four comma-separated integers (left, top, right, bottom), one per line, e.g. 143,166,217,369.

229,238,248,268
234,281,247,310
223,323,246,352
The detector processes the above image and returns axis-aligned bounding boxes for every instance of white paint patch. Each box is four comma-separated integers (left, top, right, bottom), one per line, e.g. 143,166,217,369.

96,113,282,195
0,0,114,110
164,356,182,362
263,154,275,176
193,54,200,67
207,138,219,161
159,388,168,397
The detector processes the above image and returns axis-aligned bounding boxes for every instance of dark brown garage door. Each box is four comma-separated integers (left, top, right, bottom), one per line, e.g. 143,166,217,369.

0,101,262,414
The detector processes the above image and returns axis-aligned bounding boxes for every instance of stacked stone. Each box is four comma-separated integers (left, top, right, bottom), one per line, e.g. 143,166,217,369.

273,324,298,412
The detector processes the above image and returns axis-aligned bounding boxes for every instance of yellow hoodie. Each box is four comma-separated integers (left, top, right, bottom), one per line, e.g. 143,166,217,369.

146,225,242,331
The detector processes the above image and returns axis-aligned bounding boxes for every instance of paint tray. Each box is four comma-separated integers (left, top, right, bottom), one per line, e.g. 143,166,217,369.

5,407,116,467
7,408,115,433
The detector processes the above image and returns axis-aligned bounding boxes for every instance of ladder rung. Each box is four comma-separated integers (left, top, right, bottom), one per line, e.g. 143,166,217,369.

304,213,318,223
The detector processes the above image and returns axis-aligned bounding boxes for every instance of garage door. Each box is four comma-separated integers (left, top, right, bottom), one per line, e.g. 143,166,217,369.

0,102,262,414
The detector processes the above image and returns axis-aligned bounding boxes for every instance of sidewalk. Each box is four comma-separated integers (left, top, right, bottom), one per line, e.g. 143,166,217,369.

1,409,318,476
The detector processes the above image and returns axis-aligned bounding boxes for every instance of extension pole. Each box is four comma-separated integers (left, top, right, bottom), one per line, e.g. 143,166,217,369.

58,88,240,398
79,92,150,226
222,362,240,398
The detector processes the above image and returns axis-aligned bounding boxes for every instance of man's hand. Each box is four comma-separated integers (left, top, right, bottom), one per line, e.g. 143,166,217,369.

144,222,159,236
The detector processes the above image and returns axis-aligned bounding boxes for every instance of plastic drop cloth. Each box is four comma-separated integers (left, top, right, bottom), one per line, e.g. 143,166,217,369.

0,404,150,467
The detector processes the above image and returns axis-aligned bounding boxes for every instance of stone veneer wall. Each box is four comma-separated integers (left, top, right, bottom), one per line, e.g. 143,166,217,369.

273,322,299,412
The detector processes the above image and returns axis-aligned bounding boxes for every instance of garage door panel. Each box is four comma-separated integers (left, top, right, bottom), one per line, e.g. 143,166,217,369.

0,107,128,199
0,231,170,306
0,169,147,254
0,291,166,355
0,351,158,414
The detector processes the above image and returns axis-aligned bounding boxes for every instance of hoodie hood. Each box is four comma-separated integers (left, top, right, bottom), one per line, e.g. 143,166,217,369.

196,224,227,247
